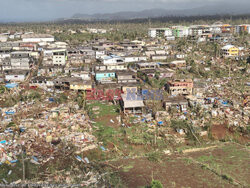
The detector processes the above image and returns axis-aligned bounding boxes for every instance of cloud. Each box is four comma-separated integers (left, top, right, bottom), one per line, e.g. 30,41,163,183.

0,0,249,22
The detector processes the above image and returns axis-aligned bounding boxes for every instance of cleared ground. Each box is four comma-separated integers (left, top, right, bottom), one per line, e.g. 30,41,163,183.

108,143,249,188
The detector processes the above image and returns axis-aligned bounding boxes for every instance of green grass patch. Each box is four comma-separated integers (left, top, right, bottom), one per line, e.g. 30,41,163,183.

0,156,39,183
146,151,162,162
197,155,215,163
183,158,193,165
122,164,134,172
87,101,120,118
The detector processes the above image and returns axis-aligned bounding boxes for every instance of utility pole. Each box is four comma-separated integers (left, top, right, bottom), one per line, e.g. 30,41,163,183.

154,125,158,146
148,18,151,28
21,146,25,180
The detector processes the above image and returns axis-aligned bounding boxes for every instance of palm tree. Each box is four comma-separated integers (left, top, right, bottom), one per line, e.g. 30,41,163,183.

213,43,219,58
0,85,7,94
154,71,160,80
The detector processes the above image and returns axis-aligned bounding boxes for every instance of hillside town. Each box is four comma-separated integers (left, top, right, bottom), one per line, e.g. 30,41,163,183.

0,20,249,187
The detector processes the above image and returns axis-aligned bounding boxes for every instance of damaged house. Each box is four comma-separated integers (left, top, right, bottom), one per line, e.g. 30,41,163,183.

163,96,189,112
70,80,93,91
95,71,116,84
53,77,82,90
120,93,145,114
169,60,187,69
31,76,54,88
116,71,138,84
166,79,193,96
10,51,32,70
5,69,29,82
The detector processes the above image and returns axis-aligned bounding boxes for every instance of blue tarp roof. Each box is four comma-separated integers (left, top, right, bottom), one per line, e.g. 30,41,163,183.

5,111,15,115
141,89,149,94
5,83,18,89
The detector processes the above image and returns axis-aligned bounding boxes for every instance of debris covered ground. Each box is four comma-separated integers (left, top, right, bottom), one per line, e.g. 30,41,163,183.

0,20,249,187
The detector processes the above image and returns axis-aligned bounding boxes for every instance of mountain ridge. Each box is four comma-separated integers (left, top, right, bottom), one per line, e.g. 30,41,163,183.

71,3,250,21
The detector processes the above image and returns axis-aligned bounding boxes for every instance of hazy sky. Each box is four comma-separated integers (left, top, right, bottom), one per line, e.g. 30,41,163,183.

0,0,249,22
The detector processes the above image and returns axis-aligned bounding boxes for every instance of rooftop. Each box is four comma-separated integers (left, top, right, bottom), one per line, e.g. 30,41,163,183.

121,94,145,108
22,34,54,39
222,45,237,50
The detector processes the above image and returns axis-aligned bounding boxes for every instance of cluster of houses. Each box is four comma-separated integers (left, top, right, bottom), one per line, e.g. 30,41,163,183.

0,33,57,82
0,26,249,119
0,31,185,114
148,23,250,58
148,23,250,42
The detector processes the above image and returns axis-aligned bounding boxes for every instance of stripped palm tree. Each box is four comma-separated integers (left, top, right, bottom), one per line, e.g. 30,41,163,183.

0,85,6,94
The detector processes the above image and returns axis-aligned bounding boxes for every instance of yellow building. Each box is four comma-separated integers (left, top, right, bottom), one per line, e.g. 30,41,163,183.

70,81,92,91
221,45,239,58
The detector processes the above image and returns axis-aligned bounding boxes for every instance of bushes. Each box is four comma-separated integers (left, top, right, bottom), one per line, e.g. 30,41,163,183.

2,96,19,107
28,91,41,100
150,180,163,188
7,122,16,128
146,180,163,188
0,85,6,94
171,120,201,144
55,93,68,104
171,120,188,131
146,151,162,162
126,127,154,145
75,93,85,109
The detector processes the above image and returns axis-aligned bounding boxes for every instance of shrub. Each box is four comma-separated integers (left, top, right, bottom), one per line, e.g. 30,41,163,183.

28,91,41,100
150,180,163,188
146,151,162,162
55,93,68,104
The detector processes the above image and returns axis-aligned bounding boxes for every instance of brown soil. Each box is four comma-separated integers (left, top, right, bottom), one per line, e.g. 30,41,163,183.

211,124,230,139
186,143,250,186
211,124,249,144
95,114,120,128
110,155,237,188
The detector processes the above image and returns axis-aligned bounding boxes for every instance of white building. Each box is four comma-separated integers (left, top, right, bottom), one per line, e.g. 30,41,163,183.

148,28,172,38
152,55,167,61
46,42,68,49
0,34,8,42
5,70,29,82
0,53,10,59
95,51,106,59
148,29,157,38
107,64,127,70
164,28,173,37
22,34,54,43
166,36,175,41
102,55,125,65
71,71,91,81
52,49,66,66
88,28,107,34
209,24,222,34
189,25,210,36
0,59,11,70
175,54,187,59
124,56,147,63
10,52,31,70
